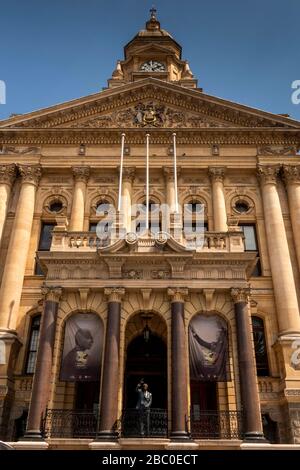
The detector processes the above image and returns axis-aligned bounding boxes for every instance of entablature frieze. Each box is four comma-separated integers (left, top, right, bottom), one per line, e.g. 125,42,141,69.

38,250,256,284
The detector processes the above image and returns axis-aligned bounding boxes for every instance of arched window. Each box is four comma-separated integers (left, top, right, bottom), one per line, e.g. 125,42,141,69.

136,200,162,234
251,316,269,376
183,200,208,235
25,315,41,374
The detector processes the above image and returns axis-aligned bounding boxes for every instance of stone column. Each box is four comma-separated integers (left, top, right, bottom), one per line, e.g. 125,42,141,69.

283,165,300,274
168,288,189,440
69,166,90,232
23,286,62,440
209,167,227,232
257,164,300,334
164,167,182,239
164,167,177,214
231,288,265,442
0,164,16,245
98,288,124,440
122,167,135,233
0,165,41,332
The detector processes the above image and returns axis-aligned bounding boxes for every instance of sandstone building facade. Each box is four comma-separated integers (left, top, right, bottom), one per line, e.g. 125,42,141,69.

0,11,300,450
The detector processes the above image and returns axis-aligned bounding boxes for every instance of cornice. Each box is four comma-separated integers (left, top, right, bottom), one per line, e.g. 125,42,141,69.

0,128,299,146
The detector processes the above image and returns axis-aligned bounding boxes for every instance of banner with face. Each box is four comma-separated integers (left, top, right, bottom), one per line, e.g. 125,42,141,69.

60,313,103,382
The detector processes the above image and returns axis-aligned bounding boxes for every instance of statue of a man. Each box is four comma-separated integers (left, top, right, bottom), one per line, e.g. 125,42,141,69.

136,379,152,436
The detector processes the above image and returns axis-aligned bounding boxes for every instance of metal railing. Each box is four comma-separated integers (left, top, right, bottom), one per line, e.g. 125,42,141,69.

119,408,168,438
43,409,98,439
42,408,243,440
189,410,244,439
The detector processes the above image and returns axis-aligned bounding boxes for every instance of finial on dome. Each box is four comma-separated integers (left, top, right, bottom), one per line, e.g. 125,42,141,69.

150,6,157,20
146,6,160,31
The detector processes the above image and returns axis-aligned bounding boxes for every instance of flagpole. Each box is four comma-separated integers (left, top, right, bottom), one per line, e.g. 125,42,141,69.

146,133,150,230
172,132,179,213
117,133,126,212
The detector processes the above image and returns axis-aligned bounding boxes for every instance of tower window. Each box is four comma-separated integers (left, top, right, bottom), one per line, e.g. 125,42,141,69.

25,315,41,374
251,316,269,376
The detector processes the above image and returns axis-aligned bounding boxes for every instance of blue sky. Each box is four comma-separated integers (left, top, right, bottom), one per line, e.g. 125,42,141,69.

0,0,299,120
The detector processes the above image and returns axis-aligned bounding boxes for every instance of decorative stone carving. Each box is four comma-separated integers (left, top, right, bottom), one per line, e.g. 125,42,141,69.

168,287,188,303
0,164,16,185
18,164,42,186
257,164,280,185
285,389,300,397
68,102,233,129
134,102,165,127
231,287,251,304
208,167,226,182
151,270,170,279
104,287,125,303
0,145,40,154
257,145,296,156
211,144,220,156
41,285,63,303
282,165,300,185
122,167,136,182
123,269,142,279
72,166,90,183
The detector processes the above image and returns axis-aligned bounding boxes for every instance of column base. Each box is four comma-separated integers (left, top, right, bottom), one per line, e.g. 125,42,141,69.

170,431,190,441
95,430,119,441
243,431,268,443
21,430,45,441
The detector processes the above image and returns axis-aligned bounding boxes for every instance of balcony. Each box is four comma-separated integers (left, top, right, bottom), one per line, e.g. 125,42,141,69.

189,410,244,440
42,409,243,440
50,228,245,254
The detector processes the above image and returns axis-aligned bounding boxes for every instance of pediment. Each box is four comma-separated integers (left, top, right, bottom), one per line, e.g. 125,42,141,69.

1,78,299,130
125,43,177,58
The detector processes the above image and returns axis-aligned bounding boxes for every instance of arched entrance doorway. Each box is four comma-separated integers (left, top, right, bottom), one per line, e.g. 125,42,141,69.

124,334,167,408
122,312,168,437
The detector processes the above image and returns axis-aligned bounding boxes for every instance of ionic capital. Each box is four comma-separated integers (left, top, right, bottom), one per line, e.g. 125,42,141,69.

18,164,42,186
0,164,17,186
231,287,251,304
168,287,188,303
122,167,136,183
282,165,300,185
72,166,90,183
208,166,226,183
104,287,125,303
257,164,280,186
41,285,63,303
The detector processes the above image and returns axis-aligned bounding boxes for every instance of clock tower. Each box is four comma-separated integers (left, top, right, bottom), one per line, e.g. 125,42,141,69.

108,8,199,89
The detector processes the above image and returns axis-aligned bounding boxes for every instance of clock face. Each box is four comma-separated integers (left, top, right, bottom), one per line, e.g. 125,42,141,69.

140,60,166,72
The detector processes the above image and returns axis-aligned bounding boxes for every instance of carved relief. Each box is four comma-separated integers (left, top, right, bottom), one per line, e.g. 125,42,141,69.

68,102,233,129
123,269,142,279
0,145,40,154
257,145,296,156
